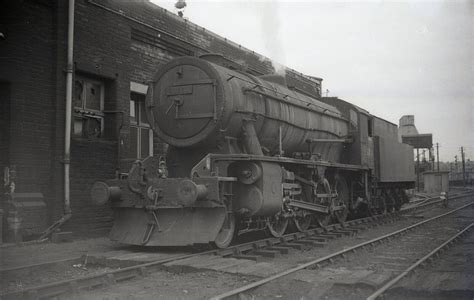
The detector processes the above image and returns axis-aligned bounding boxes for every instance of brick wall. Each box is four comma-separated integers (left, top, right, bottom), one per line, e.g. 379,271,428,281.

0,83,11,177
65,139,117,235
0,1,59,233
92,0,275,74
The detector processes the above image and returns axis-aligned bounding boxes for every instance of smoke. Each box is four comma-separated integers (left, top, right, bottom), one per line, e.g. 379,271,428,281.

259,1,286,75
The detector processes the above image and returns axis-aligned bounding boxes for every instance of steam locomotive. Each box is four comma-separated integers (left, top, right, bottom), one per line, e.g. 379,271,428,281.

91,55,415,248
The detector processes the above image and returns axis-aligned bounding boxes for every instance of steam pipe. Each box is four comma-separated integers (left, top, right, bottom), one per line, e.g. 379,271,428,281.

242,120,263,156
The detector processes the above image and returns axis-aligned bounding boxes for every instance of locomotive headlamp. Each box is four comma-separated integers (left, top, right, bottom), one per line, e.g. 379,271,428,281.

90,182,121,205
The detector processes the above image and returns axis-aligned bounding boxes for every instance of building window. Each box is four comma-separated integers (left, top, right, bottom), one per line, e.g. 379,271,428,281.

73,76,104,138
368,118,373,137
130,92,153,159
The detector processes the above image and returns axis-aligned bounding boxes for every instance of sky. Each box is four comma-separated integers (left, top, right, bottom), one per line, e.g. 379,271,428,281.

152,0,473,161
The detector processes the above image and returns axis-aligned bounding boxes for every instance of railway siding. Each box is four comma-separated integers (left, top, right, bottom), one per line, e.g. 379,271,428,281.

384,224,474,299
210,195,474,299
1,192,473,299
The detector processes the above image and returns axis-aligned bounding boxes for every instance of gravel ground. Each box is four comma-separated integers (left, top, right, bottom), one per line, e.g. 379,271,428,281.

0,237,119,270
386,214,474,300
1,262,117,294
77,269,258,300
70,195,473,299
0,240,194,294
244,198,474,299
0,237,123,294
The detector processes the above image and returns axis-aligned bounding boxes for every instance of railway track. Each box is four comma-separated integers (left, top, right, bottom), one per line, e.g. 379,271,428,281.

211,197,474,299
2,190,473,299
366,222,473,300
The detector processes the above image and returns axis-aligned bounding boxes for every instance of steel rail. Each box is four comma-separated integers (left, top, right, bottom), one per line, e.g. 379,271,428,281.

0,251,219,299
3,191,472,299
0,213,390,299
0,257,82,274
0,209,397,299
217,213,393,257
366,222,474,300
224,190,473,258
210,200,474,300
402,190,473,211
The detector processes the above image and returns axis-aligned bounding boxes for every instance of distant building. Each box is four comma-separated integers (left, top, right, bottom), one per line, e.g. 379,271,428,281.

398,115,418,137
398,115,432,149
398,115,434,191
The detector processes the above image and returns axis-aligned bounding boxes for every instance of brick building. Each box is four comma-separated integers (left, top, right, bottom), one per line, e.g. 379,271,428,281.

0,0,322,239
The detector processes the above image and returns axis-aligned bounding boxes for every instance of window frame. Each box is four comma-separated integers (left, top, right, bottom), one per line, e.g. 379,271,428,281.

73,75,105,138
129,83,153,159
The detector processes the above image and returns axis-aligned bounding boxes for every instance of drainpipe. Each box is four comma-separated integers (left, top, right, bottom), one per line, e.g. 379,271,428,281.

39,0,74,239
63,0,74,218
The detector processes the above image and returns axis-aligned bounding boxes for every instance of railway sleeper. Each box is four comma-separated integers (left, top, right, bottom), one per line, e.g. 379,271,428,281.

252,249,281,258
314,233,339,239
68,280,79,294
343,226,363,232
330,229,354,236
278,242,307,250
232,254,262,262
116,272,140,282
216,248,236,257
25,289,39,300
266,246,291,254
305,236,328,242
43,289,66,300
347,225,367,231
293,239,326,247
322,230,345,237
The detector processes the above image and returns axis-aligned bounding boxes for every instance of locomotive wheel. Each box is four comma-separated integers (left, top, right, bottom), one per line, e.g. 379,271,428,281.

333,175,350,224
293,212,313,232
393,189,402,211
314,179,332,228
378,197,387,214
385,190,396,213
291,184,314,232
213,213,236,249
315,214,331,227
266,214,288,238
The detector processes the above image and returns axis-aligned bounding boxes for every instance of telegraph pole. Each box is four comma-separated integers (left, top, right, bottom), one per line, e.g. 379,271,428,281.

416,149,420,191
461,147,466,187
431,147,435,170
436,142,440,171
455,155,458,172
